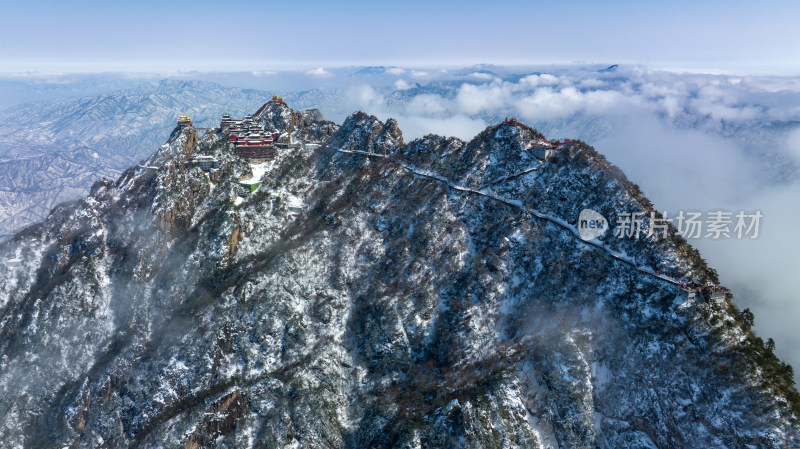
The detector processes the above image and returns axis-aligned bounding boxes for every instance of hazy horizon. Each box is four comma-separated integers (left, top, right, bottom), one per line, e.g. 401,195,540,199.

2,0,800,74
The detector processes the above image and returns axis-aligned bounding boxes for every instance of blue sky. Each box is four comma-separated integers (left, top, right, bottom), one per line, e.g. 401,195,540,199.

1,0,799,73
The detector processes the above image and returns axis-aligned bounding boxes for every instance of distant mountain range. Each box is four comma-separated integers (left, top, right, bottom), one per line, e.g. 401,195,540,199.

0,79,274,161
0,80,276,238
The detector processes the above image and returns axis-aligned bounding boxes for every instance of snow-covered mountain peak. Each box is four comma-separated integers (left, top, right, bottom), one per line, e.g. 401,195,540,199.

0,101,797,448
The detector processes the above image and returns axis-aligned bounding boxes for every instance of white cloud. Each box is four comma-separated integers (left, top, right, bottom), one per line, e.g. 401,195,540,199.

250,70,276,78
344,84,383,111
579,78,605,88
518,73,561,88
385,67,405,75
395,114,487,140
306,67,332,78
394,79,413,90
451,78,631,121
405,94,448,116
518,87,589,120
468,72,495,80
455,82,509,115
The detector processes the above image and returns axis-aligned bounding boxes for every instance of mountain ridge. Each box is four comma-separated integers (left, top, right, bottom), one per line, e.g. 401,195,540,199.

0,100,797,448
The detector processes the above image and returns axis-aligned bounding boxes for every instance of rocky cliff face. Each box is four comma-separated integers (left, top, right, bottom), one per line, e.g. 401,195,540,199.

253,101,339,146
0,101,797,448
